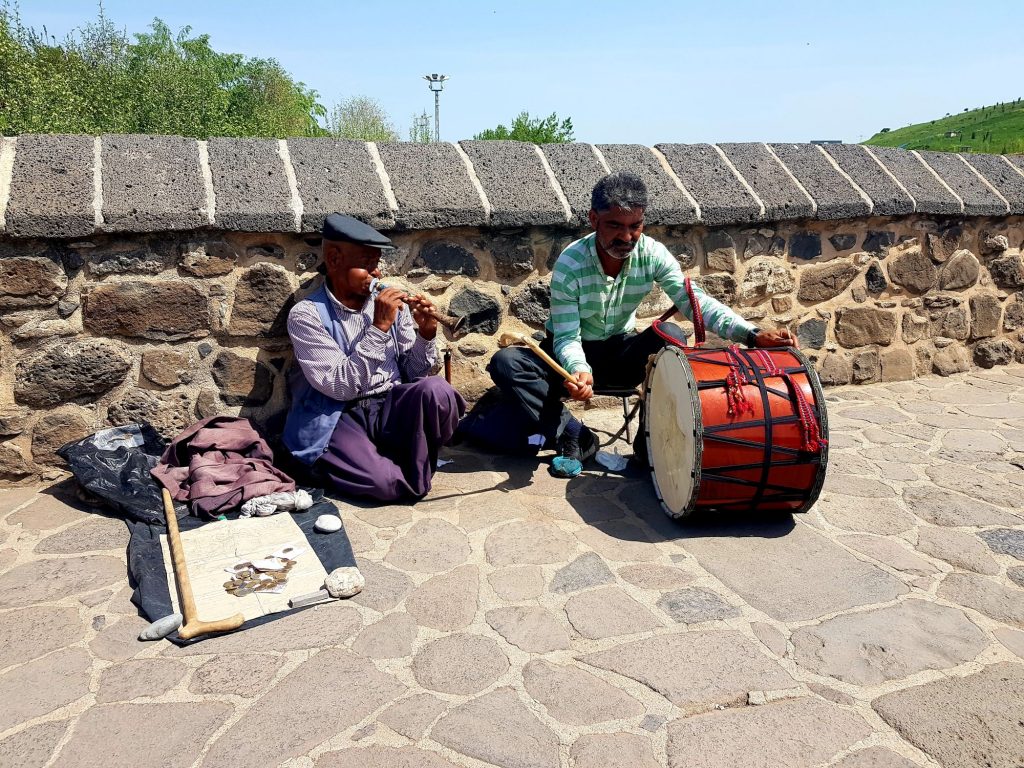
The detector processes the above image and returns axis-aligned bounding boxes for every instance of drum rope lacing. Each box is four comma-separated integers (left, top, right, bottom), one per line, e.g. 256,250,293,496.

750,349,827,453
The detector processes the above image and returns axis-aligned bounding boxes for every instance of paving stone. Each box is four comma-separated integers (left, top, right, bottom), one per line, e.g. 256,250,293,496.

570,732,661,768
564,585,662,639
0,554,125,608
0,648,91,732
815,496,917,535
806,681,856,706
583,630,794,712
978,528,1024,560
618,563,696,590
6,134,95,238
769,143,871,219
206,137,294,231
938,573,1024,626
791,600,987,685
460,140,566,227
1009,567,1024,588
598,143,698,225
994,628,1024,659
823,144,915,216
488,565,545,601
189,653,285,697
95,658,188,703
826,746,921,768
963,153,1024,215
378,692,448,740
941,428,1007,453
88,614,149,662
872,661,1024,768
0,606,85,668
918,527,1000,574
839,535,938,576
485,520,577,565
287,138,394,231
523,660,643,726
352,612,418,658
667,695,871,768
657,586,740,624
656,143,761,225
680,523,907,621
100,134,207,231
166,603,362,655
486,606,570,652
540,142,607,224
317,745,461,768
0,720,69,768
385,518,470,573
412,633,508,695
918,150,1006,216
406,565,478,631
549,552,615,594
34,515,129,554
750,621,788,657
350,559,413,613
202,649,404,768
867,146,962,215
377,142,485,229
431,687,560,768
902,486,1021,527
719,143,813,220
574,519,659,562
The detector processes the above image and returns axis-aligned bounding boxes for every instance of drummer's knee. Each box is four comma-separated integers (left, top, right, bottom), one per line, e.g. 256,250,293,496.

487,348,520,387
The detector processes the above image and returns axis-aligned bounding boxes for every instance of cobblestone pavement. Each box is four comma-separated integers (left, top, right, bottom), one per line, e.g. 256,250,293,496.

2,367,1024,768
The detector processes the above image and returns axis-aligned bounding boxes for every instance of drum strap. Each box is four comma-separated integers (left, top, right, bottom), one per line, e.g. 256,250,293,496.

651,277,706,348
750,349,827,453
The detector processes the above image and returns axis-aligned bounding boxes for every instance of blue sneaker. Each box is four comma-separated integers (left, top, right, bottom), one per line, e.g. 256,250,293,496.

550,426,597,478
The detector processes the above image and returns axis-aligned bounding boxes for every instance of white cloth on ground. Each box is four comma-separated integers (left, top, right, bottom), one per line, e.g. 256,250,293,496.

240,489,315,518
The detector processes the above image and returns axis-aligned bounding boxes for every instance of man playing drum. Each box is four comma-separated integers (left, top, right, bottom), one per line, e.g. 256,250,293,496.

488,171,793,478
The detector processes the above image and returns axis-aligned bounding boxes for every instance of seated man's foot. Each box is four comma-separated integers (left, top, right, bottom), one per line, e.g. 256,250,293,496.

631,429,650,468
550,425,597,478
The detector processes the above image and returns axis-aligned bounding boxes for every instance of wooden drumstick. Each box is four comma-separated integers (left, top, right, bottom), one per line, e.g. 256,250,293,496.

497,332,575,383
162,488,244,640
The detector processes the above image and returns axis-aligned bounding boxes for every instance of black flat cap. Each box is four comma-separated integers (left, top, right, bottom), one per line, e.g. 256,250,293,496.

322,213,393,248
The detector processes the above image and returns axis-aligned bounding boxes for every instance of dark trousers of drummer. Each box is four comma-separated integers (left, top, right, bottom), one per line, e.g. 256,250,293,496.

488,326,680,445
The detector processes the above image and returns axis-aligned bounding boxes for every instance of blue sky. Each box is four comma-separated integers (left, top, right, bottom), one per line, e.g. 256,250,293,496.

16,0,1024,144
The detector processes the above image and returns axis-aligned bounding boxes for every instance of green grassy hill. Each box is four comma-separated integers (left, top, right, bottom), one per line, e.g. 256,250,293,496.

864,99,1024,155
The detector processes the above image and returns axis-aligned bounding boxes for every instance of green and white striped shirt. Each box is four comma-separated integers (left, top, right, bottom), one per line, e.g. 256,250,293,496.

546,233,756,374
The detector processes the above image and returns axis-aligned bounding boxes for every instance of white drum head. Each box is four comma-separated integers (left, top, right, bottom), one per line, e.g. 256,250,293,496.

644,346,702,518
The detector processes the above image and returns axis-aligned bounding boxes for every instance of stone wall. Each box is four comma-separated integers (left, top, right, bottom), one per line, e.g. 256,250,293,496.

1,134,1023,481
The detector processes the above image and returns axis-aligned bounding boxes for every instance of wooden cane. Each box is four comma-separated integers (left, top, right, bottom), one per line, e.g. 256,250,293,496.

497,332,575,384
162,488,244,640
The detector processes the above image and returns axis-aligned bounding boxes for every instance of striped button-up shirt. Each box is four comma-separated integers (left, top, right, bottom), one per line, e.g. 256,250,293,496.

287,287,436,402
547,233,756,374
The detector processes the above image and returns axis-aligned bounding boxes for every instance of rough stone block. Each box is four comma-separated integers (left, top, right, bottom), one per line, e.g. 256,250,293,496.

835,307,897,347
100,134,206,231
598,143,698,225
881,348,915,381
228,263,294,337
797,260,859,303
459,140,567,227
15,339,131,408
768,143,870,219
377,142,484,229
917,151,1006,216
0,248,68,309
962,154,1024,215
656,143,760,226
83,280,212,340
823,144,914,216
866,146,961,215
970,294,1002,338
211,351,273,406
287,138,393,232
6,134,95,237
540,142,606,223
718,143,813,220
208,138,294,231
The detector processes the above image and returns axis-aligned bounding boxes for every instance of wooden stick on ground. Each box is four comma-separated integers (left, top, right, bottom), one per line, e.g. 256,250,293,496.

498,332,575,383
161,488,244,640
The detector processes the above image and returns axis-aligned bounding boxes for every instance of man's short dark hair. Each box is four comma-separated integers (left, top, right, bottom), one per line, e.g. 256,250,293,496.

591,171,648,213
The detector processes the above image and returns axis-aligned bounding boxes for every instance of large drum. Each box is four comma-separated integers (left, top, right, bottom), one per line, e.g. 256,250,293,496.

643,344,828,518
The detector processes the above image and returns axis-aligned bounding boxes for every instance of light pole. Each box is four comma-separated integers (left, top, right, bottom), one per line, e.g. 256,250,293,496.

423,74,448,142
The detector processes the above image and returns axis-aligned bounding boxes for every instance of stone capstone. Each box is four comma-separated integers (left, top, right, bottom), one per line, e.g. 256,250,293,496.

834,306,897,347
0,253,68,309
737,258,794,305
15,340,131,407
414,240,480,276
83,280,211,340
797,261,859,303
229,263,294,337
509,279,550,327
704,230,737,272
788,231,822,260
448,288,501,335
211,351,273,406
974,338,1016,368
938,249,980,290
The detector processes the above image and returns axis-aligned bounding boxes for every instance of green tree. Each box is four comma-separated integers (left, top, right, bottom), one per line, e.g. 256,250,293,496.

325,96,399,141
0,3,325,137
473,111,574,143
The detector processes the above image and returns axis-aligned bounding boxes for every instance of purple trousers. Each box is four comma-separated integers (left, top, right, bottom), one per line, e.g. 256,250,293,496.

314,377,466,502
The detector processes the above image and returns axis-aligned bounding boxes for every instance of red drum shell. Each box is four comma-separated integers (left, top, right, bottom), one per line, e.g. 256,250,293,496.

643,345,828,518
